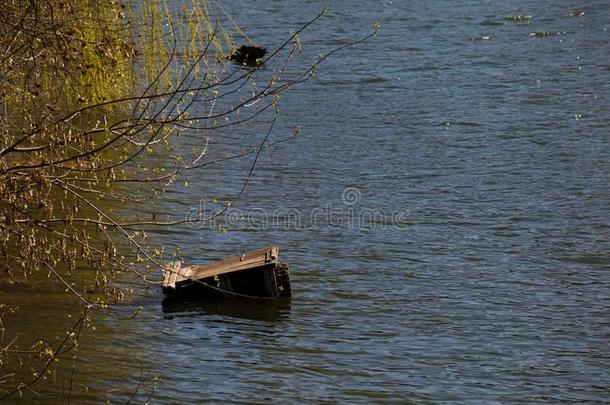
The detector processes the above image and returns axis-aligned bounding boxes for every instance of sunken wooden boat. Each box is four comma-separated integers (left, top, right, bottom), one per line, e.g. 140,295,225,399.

162,245,291,300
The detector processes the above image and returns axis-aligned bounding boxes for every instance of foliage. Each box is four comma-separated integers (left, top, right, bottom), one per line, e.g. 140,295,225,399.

0,0,376,399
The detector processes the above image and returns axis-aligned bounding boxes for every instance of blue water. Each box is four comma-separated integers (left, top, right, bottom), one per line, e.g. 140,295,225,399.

3,0,610,403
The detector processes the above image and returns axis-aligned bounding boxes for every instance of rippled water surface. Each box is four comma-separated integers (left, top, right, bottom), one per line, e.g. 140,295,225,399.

3,0,610,403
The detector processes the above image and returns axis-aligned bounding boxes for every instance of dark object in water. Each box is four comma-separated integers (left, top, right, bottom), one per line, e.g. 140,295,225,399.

229,45,267,66
162,245,291,300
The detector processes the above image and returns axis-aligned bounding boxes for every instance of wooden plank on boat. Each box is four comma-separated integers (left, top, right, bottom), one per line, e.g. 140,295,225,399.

162,245,291,299
162,261,189,289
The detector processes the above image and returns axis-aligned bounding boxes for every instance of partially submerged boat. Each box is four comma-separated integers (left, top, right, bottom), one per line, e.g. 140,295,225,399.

162,245,291,300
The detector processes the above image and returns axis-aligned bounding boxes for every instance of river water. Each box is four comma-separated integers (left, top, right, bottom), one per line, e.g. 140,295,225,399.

2,0,610,403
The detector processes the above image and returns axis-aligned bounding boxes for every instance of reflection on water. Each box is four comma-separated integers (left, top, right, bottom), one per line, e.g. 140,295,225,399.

162,297,292,322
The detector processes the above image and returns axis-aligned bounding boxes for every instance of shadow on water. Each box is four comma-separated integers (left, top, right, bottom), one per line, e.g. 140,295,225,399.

161,297,292,322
